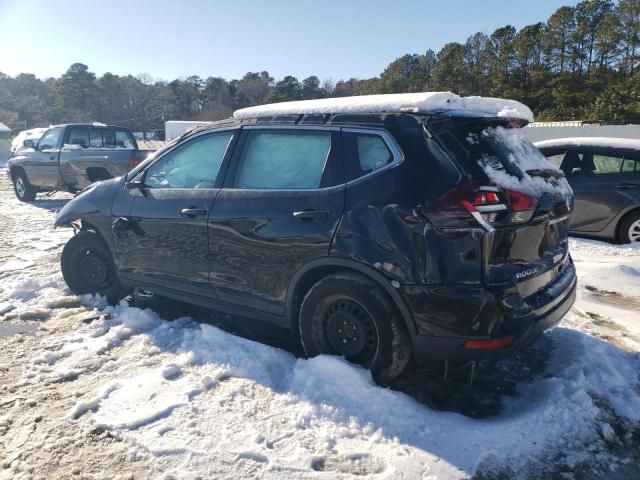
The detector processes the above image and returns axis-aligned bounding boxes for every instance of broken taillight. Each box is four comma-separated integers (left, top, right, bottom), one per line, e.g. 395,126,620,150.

505,189,537,224
421,183,537,231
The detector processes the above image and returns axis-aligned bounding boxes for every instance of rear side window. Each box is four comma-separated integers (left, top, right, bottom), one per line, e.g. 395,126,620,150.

145,132,234,188
234,130,331,189
115,130,135,149
67,127,89,147
591,153,623,174
342,131,396,181
622,158,638,173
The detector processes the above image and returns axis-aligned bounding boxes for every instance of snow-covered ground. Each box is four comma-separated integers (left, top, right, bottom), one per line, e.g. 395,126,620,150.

0,169,639,479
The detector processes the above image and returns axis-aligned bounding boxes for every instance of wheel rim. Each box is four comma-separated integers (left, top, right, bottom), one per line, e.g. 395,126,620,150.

16,178,25,198
324,299,378,363
78,248,113,289
629,219,640,242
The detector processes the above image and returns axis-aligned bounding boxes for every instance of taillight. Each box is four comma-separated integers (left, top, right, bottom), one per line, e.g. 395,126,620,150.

421,183,507,231
505,189,537,224
128,156,142,170
421,183,538,230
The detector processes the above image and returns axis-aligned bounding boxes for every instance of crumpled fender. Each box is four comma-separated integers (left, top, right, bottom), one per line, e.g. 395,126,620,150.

54,178,121,228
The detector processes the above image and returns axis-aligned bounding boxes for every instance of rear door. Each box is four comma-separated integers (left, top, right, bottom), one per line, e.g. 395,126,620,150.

115,129,237,294
207,126,345,316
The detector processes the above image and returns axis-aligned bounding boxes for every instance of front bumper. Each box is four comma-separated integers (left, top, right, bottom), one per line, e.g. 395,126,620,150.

401,261,577,363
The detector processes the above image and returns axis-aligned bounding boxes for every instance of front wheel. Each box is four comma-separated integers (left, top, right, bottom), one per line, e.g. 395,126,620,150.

13,171,36,202
61,231,129,304
619,211,640,243
299,272,412,384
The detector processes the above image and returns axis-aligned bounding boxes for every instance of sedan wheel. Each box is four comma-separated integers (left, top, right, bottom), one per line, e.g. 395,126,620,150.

620,212,640,243
628,219,640,242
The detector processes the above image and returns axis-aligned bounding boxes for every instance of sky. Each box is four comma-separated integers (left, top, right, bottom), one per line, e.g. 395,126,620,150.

0,0,580,82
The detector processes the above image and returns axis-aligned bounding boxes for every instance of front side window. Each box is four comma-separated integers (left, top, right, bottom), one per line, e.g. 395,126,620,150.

234,131,331,189
145,132,234,188
37,127,64,150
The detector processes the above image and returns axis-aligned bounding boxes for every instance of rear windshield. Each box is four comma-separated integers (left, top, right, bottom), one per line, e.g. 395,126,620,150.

436,121,571,200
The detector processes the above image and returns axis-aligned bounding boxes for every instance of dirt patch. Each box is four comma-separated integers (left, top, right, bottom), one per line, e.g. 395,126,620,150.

585,285,640,312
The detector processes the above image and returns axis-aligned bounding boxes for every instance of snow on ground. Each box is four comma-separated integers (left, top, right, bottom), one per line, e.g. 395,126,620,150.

0,169,639,479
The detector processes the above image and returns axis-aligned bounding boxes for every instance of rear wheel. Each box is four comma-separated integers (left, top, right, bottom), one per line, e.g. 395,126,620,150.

13,170,36,202
619,211,640,243
61,231,129,303
299,272,411,384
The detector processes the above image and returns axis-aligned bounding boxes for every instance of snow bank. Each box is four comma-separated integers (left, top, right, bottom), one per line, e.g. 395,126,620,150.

534,137,640,151
19,298,638,479
233,92,534,122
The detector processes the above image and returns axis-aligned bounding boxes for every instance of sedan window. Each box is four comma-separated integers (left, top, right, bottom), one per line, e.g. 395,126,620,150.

591,153,624,174
234,131,331,189
622,158,638,173
145,132,233,189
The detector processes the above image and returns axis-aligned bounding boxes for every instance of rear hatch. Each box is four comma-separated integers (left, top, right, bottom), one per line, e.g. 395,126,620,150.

427,116,573,297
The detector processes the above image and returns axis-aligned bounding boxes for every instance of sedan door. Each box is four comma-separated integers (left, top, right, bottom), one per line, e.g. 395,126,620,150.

207,127,345,318
115,129,238,295
566,148,632,232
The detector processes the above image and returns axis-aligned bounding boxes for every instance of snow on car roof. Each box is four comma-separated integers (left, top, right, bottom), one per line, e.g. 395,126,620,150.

233,92,534,122
534,137,640,151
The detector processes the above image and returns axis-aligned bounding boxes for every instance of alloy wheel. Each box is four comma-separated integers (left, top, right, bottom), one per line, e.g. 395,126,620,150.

629,219,640,242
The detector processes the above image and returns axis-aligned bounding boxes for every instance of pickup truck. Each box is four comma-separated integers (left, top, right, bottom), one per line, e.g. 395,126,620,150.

7,123,152,201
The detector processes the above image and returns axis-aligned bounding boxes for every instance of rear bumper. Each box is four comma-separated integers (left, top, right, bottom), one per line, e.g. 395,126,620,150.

402,262,577,363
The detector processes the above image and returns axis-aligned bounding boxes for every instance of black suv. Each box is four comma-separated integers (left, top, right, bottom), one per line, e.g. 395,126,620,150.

54,94,576,383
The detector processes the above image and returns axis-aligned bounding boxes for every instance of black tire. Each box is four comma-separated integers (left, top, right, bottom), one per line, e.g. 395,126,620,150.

619,211,640,243
61,231,129,304
13,170,36,202
299,272,412,384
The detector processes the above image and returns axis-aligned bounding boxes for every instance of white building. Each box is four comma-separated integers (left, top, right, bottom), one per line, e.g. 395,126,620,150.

0,123,12,167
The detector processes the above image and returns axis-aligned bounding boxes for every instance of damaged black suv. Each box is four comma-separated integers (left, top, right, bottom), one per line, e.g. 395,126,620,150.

55,93,576,383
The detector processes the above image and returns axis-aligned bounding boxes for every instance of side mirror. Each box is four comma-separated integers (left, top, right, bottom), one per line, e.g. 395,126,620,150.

125,178,147,197
24,139,35,149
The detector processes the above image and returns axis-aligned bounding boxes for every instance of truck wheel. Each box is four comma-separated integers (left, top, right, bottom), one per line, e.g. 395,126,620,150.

61,231,129,304
619,211,640,243
299,272,412,384
13,171,36,202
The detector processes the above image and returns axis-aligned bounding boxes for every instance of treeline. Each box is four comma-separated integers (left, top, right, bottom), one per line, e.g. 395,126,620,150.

1,0,639,135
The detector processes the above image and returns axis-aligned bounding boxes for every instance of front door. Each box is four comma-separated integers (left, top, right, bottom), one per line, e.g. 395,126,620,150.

25,126,64,189
208,127,345,317
116,130,237,294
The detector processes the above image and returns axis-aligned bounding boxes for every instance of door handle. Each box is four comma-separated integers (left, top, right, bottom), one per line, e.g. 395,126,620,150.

616,182,638,189
293,209,329,219
50,155,55,160
180,207,208,219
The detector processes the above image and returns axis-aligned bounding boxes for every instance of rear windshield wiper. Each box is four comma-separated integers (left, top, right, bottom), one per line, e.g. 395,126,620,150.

526,168,565,179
